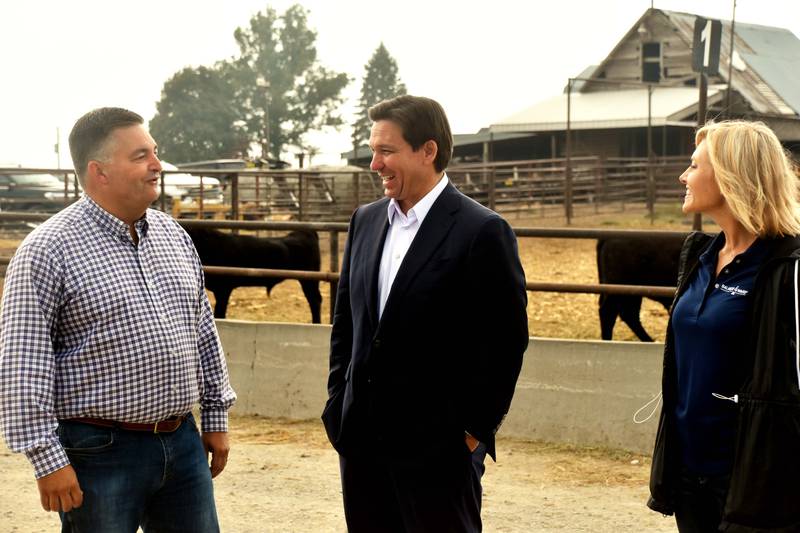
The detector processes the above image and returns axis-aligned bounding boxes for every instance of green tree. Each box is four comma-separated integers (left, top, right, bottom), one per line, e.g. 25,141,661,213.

150,64,249,163
352,43,407,147
150,4,349,163
232,4,349,160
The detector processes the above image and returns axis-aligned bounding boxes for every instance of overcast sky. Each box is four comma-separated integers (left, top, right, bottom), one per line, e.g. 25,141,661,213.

2,0,799,168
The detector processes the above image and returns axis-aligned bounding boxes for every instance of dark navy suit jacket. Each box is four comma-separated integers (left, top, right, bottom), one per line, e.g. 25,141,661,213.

322,183,529,461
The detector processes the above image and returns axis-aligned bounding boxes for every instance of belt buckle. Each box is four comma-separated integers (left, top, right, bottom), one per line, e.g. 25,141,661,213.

153,415,182,434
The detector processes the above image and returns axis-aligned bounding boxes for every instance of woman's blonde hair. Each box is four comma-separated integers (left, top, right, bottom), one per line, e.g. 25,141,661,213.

696,120,800,237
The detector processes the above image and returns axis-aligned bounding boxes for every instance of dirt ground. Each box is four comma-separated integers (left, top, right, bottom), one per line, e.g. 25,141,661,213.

0,416,677,533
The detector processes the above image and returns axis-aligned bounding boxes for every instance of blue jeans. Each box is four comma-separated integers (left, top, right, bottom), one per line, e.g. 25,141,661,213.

57,414,219,533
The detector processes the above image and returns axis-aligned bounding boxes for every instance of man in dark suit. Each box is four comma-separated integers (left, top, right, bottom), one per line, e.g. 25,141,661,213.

322,95,529,532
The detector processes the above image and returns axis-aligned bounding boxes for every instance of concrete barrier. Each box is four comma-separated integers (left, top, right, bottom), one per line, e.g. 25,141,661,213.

504,338,662,453
217,321,664,453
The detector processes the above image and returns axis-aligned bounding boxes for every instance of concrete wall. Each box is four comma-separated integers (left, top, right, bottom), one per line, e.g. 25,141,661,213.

504,338,663,453
216,321,664,453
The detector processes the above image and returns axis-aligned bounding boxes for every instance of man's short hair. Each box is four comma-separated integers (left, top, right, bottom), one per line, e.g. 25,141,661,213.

68,107,144,185
368,95,453,172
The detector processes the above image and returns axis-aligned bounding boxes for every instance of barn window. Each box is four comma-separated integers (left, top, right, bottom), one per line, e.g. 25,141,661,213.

642,41,661,83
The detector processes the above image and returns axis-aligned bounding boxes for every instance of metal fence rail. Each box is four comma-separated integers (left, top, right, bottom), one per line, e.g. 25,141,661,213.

0,259,676,300
0,214,687,325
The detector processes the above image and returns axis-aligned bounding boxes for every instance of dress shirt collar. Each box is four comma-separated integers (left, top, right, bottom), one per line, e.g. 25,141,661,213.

386,173,449,227
83,194,149,240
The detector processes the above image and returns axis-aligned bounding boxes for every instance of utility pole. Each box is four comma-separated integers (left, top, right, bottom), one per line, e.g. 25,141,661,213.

565,78,573,225
647,85,655,224
725,0,737,117
54,127,61,168
694,72,707,231
256,77,271,162
692,16,721,231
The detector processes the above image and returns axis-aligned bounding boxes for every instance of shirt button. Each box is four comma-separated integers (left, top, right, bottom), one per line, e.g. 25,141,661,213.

723,269,729,274
735,259,741,264
714,283,719,288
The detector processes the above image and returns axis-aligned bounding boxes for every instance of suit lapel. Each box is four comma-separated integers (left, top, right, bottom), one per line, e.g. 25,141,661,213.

362,205,390,330
380,184,461,321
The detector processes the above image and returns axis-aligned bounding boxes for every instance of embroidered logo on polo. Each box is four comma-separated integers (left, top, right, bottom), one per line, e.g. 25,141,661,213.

719,283,748,296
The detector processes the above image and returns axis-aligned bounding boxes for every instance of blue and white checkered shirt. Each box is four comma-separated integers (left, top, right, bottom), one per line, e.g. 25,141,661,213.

0,196,236,479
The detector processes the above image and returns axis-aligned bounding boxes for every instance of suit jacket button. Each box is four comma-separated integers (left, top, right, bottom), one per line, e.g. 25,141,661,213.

373,339,381,350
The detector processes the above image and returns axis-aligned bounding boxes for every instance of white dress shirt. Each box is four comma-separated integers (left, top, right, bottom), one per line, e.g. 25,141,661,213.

377,174,449,318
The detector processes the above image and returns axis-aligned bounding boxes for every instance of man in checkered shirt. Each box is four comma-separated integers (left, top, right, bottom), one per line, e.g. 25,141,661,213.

0,107,237,532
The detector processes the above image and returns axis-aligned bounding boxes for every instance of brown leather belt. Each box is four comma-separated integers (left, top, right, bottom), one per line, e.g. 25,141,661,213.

63,415,186,434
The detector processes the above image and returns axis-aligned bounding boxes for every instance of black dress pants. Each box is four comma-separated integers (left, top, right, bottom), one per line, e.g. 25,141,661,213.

673,467,731,533
339,442,487,533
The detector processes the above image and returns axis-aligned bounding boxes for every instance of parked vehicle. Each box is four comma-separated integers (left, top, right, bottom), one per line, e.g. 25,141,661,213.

160,162,224,206
0,171,71,212
176,158,285,204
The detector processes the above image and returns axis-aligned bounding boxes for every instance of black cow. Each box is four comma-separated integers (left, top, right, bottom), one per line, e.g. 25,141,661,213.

186,227,322,323
596,235,685,341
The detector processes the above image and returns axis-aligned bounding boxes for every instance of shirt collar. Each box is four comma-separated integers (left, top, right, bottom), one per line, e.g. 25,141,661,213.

699,232,769,268
386,173,449,226
82,194,149,241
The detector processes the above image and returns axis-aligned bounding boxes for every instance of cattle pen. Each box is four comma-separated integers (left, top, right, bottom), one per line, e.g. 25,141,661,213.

0,211,687,323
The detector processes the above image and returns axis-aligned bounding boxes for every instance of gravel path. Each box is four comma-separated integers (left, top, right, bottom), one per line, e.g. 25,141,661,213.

0,416,676,532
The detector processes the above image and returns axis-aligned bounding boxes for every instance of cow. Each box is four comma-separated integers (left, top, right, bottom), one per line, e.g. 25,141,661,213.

185,226,322,323
596,234,685,341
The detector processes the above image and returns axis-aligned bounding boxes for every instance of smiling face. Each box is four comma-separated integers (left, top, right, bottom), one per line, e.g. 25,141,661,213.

679,140,725,215
369,119,440,213
88,124,162,223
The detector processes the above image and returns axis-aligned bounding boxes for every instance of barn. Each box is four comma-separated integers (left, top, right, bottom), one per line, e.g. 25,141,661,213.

346,7,800,166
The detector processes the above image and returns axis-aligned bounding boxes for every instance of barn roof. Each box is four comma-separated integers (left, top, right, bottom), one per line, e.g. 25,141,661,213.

490,8,800,137
490,87,723,133
662,9,800,116
453,130,533,144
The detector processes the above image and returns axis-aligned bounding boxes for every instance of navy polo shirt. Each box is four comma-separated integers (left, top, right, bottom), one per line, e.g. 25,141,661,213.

672,233,768,475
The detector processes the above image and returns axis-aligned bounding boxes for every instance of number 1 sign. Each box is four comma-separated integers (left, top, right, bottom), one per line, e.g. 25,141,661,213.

692,16,722,76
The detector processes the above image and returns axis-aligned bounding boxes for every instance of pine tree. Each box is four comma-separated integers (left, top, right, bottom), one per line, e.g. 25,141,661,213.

352,43,407,148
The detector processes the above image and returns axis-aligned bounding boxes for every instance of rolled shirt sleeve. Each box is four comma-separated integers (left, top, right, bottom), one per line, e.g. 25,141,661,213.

196,286,236,433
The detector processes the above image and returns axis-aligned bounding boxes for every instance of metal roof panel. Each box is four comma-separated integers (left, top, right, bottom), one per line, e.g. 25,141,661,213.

489,88,721,132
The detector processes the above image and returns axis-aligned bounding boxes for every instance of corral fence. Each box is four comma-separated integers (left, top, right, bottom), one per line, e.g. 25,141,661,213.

0,213,684,325
447,155,687,221
1,156,687,222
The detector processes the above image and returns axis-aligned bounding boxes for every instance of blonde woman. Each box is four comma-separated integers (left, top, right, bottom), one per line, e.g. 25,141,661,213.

647,120,800,532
